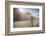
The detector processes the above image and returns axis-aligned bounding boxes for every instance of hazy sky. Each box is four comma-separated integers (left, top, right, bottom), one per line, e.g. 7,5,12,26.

18,8,39,16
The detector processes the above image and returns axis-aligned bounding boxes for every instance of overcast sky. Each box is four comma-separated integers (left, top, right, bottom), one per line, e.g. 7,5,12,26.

18,8,39,16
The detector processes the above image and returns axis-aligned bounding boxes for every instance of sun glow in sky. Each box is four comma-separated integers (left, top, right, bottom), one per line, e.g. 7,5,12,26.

18,8,26,13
